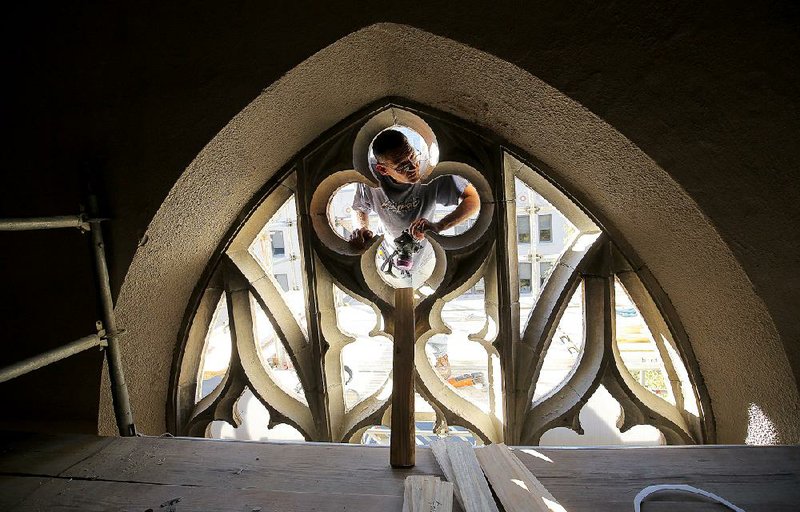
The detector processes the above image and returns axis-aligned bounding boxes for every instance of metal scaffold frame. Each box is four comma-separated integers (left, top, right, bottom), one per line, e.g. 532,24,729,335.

0,195,137,436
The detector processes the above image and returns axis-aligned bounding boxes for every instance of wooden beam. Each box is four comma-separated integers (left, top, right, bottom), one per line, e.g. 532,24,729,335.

391,287,416,468
476,443,562,512
403,475,453,512
431,438,499,512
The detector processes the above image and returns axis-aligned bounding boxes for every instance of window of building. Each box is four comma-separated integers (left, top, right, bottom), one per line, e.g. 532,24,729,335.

270,230,285,257
175,104,711,447
273,273,290,292
538,214,552,243
519,263,532,294
517,215,531,243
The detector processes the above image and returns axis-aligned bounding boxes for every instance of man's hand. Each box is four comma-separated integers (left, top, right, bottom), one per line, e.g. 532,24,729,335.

348,227,375,250
412,185,480,239
409,218,440,240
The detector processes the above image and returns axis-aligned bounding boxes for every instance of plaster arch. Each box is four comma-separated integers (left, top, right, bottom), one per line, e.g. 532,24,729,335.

102,23,799,443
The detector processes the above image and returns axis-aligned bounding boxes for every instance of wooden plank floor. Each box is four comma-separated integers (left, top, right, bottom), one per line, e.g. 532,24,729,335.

1,432,798,511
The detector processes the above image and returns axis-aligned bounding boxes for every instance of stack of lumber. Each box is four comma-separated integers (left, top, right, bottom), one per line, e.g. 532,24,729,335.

430,437,499,512
422,438,565,512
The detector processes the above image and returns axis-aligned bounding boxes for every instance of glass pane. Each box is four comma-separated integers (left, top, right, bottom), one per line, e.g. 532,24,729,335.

336,286,393,412
533,282,584,403
197,293,231,402
517,215,531,244
539,385,665,446
538,214,552,242
209,388,305,442
251,294,307,405
515,177,579,336
519,263,533,294
248,195,308,337
614,279,675,405
427,280,491,413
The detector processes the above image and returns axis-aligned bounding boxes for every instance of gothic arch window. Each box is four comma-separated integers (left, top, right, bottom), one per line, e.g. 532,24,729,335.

171,103,714,446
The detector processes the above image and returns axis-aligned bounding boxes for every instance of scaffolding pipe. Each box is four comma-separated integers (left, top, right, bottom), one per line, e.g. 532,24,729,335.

88,195,137,437
0,215,90,232
0,334,106,384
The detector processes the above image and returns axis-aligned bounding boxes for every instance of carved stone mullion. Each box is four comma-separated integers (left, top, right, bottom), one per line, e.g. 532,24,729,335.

516,238,605,435
640,270,715,444
412,250,496,441
600,368,695,445
226,173,297,256
615,253,712,442
222,258,317,439
313,260,353,442
341,398,391,443
612,260,685,412
296,161,333,441
182,333,248,438
226,251,314,391
174,268,223,434
413,344,499,443
521,242,612,445
602,280,696,444
184,374,247,438
487,146,519,444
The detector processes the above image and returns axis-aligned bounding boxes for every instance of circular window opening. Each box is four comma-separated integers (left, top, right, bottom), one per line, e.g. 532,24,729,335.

368,125,439,179
373,232,437,289
327,182,361,241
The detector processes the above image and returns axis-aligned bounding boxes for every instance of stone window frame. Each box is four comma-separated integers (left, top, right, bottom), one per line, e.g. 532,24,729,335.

169,101,715,445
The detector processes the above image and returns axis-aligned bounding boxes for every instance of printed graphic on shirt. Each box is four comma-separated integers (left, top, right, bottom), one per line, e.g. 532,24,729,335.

380,197,421,215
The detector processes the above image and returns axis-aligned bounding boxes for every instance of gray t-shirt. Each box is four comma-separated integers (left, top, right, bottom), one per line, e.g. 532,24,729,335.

352,173,468,273
352,174,468,241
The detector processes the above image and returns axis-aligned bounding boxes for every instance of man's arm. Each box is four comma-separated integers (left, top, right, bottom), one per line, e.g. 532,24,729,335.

353,209,370,230
349,185,375,250
349,210,374,250
409,184,480,239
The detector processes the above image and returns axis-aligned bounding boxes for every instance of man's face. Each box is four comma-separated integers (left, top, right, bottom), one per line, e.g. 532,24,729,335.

376,146,422,184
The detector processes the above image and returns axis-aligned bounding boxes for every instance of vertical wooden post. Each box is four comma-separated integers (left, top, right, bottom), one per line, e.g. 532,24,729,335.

391,287,415,468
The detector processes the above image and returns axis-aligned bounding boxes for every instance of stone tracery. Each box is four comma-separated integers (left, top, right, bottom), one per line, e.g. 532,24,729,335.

173,103,713,445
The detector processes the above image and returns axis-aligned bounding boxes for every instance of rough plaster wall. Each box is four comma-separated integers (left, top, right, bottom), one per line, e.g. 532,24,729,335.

102,24,799,443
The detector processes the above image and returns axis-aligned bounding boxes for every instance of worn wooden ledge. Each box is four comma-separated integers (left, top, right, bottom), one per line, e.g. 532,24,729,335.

0,432,798,511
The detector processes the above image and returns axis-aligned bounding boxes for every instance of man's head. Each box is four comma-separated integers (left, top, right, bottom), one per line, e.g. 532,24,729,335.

373,129,423,184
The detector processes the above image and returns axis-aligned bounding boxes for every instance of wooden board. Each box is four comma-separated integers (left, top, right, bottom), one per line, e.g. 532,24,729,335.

391,287,416,468
1,433,798,512
511,445,800,512
476,443,560,512
431,438,498,512
0,475,51,510
430,438,461,505
57,436,444,497
403,475,453,512
0,431,112,476
2,475,404,512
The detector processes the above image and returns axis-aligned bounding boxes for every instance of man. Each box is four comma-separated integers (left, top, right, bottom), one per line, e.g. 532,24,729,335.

349,129,480,377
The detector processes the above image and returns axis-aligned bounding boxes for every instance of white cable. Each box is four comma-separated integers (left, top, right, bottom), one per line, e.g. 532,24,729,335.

634,484,746,512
